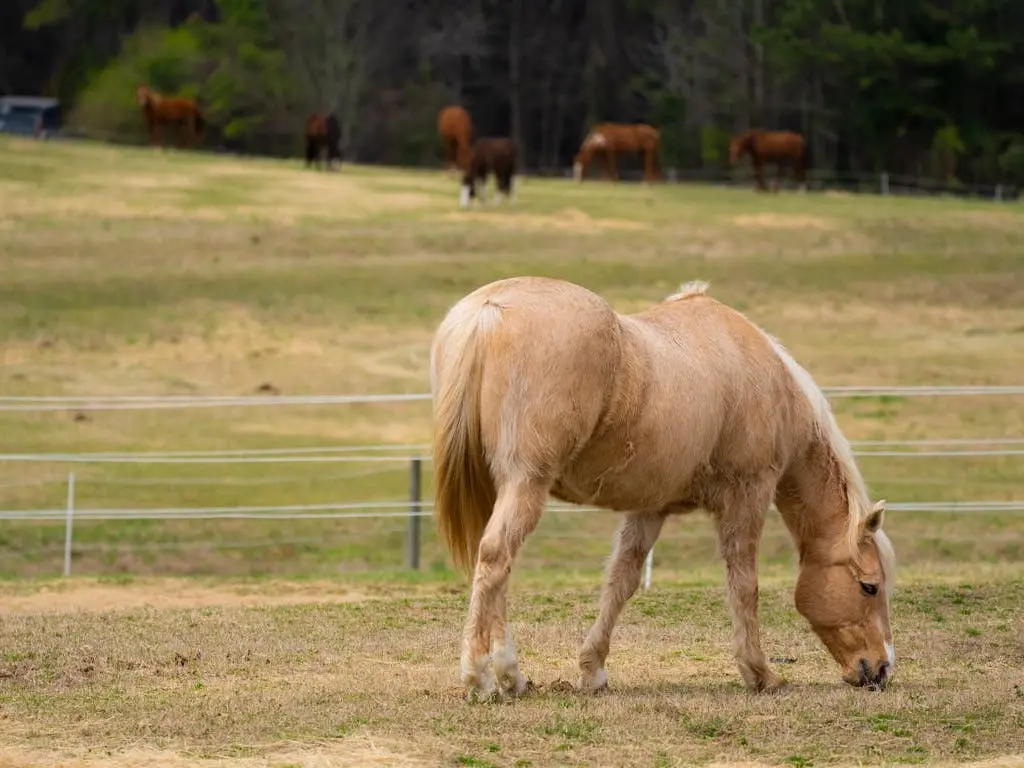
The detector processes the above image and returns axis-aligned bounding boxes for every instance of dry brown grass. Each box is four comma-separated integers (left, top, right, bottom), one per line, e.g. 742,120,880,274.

1,571,1022,767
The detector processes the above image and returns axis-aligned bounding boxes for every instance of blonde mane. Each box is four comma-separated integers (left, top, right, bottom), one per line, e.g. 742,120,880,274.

767,336,874,557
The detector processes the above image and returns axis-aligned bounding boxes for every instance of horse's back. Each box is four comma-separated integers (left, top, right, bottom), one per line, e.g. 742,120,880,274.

556,292,808,511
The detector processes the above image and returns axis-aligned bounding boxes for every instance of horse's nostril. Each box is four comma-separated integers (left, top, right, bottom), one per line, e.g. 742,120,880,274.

859,658,871,686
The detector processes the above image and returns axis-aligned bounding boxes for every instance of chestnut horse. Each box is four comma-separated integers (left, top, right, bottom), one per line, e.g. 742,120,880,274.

431,276,896,701
305,112,343,170
459,137,519,208
729,129,807,192
136,84,204,150
573,123,661,183
437,105,474,173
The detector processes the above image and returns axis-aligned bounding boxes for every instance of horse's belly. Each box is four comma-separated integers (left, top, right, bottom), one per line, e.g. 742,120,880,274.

554,447,696,513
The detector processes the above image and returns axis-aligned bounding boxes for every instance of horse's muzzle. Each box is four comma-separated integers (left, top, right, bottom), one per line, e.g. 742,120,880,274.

845,658,892,691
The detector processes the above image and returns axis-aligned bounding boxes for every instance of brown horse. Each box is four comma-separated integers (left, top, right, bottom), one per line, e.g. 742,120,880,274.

430,276,896,701
729,129,807,192
136,84,204,150
437,105,474,173
305,112,343,170
573,123,661,183
460,138,519,208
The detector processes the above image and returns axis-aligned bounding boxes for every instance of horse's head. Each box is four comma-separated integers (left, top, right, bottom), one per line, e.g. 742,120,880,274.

572,151,587,182
793,500,896,690
136,84,155,107
728,133,750,163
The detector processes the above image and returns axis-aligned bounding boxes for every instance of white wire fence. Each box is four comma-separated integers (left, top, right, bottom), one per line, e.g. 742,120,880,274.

2,386,1022,582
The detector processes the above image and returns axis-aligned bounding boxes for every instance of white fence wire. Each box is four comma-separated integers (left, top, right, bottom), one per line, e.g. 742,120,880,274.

2,386,1022,580
3,385,1024,411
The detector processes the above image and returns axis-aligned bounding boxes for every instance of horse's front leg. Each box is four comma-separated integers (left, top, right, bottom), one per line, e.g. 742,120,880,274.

461,480,547,701
715,494,788,693
578,512,666,693
752,160,766,191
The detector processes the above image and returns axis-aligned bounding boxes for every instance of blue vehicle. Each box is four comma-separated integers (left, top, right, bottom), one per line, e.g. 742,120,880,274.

0,96,62,138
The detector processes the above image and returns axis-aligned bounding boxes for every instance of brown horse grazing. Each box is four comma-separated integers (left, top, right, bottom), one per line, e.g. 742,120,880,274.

305,113,343,170
136,84,205,150
438,105,474,173
430,276,896,701
730,129,807,192
460,138,519,209
573,123,661,183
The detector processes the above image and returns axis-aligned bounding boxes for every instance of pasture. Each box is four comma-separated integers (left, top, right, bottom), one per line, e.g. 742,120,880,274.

0,135,1022,767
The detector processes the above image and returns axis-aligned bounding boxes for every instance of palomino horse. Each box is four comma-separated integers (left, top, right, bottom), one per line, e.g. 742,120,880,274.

460,137,519,208
136,84,205,150
437,105,474,174
730,129,807,192
305,112,343,170
573,123,661,183
431,276,896,701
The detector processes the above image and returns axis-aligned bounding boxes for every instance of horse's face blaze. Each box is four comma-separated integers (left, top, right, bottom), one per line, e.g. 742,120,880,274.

794,506,895,690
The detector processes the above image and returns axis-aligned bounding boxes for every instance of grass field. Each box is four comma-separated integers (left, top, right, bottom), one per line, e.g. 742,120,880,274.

0,135,1023,767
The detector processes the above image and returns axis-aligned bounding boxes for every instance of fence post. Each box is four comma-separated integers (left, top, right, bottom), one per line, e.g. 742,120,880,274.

642,547,654,590
406,457,421,570
880,172,890,196
63,471,76,577
994,184,1003,202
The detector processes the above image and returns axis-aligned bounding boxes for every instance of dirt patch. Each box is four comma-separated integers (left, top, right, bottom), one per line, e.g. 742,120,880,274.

732,213,833,230
0,578,426,616
443,206,649,233
0,739,435,767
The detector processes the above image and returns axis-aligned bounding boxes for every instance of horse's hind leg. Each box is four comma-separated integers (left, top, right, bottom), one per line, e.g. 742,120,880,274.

715,486,788,694
578,511,666,693
461,479,548,700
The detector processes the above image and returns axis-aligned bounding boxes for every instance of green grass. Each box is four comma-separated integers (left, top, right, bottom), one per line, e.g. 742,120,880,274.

1,135,1022,579
1,135,1023,766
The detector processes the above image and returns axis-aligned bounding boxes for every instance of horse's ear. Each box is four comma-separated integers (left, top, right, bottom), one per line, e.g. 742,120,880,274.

864,499,886,534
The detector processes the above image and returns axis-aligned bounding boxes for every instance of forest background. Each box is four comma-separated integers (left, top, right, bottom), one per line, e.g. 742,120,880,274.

3,0,1024,186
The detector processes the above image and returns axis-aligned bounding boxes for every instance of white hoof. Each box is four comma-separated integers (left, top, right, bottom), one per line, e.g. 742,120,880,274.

579,666,608,693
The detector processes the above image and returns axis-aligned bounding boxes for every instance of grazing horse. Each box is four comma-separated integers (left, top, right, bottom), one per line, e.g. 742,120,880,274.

437,105,474,174
430,276,896,701
460,137,518,208
573,123,661,183
136,84,204,149
304,113,343,170
730,129,807,192
305,112,343,170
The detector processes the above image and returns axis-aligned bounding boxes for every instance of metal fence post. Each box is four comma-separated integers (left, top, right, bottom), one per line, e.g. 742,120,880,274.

407,457,421,570
995,184,1003,202
63,471,75,577
880,172,890,196
642,547,654,590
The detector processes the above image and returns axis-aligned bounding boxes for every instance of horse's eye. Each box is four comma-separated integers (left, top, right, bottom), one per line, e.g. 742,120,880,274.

860,582,879,597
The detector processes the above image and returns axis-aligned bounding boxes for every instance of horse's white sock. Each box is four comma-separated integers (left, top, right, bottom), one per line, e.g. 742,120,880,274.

459,184,471,208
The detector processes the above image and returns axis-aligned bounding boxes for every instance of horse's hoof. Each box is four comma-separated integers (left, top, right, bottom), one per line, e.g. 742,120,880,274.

760,678,793,696
578,667,608,694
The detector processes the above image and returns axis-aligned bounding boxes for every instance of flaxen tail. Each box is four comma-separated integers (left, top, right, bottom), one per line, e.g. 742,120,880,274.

430,301,499,574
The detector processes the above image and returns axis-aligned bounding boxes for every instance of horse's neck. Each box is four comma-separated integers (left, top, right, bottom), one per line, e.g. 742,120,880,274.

775,430,852,561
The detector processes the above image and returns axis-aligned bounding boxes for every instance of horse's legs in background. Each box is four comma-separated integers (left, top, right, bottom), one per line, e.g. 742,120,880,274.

795,153,808,193
752,159,766,191
461,480,548,700
715,486,788,693
603,149,619,181
578,512,666,692
773,162,784,193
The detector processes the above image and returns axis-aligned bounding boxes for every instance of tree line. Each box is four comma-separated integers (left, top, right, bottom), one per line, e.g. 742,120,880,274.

4,0,1023,187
